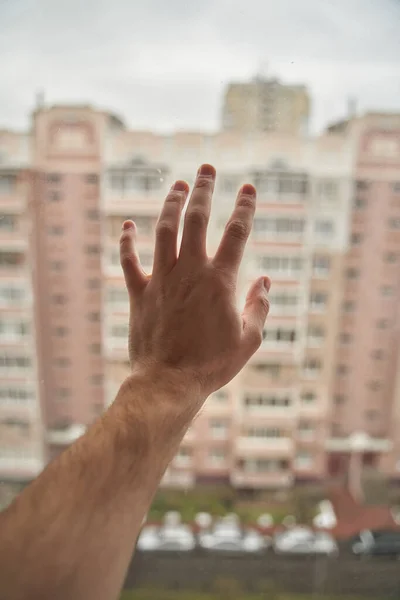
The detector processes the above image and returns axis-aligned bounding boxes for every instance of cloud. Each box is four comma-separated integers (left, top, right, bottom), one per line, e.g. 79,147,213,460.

0,0,399,132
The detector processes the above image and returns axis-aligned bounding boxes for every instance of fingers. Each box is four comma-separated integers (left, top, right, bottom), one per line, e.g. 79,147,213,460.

213,183,256,276
179,164,216,260
241,276,271,357
153,180,189,275
120,221,148,296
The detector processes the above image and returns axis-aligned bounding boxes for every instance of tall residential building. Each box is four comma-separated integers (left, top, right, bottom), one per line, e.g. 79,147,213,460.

328,114,400,482
221,77,310,136
1,106,399,493
0,130,44,482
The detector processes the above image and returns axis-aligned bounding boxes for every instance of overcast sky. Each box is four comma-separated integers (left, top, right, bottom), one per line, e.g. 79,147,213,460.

0,0,399,133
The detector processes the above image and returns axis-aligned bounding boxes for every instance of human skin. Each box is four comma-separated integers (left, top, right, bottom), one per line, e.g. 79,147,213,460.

0,164,270,600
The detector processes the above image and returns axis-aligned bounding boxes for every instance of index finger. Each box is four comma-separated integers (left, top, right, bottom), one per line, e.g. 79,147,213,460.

212,183,256,275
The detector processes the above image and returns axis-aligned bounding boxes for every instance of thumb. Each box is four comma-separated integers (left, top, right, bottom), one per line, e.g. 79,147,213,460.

241,276,271,356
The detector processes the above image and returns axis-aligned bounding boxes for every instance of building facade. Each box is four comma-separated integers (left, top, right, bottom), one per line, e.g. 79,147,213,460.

0,106,399,492
221,76,310,136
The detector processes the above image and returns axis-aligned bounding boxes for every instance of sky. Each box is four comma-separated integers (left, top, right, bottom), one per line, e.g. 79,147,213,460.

0,0,399,134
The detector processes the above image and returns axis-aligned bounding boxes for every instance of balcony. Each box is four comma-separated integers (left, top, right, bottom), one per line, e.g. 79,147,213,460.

235,436,293,455
47,424,86,446
0,455,44,480
230,470,293,489
161,468,195,488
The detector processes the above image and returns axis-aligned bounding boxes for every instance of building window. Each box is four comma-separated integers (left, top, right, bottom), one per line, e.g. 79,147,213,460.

317,179,338,201
301,391,316,404
381,285,395,297
342,300,355,313
0,387,34,403
368,380,382,391
377,319,389,329
175,446,192,466
258,255,303,275
0,174,16,194
0,215,16,231
87,311,100,322
48,191,61,201
107,288,128,303
253,217,305,235
366,409,379,421
54,326,68,337
246,427,284,439
371,349,384,360
315,220,334,236
210,419,228,440
303,358,322,375
392,182,400,193
355,180,369,191
54,357,70,367
111,324,129,338
0,355,31,368
91,374,103,385
268,291,298,308
0,321,29,338
47,173,62,183
251,362,281,377
312,255,330,276
89,343,101,355
50,260,65,271
351,233,363,245
0,285,25,304
85,174,99,184
384,252,397,263
244,393,290,408
242,458,289,473
0,252,24,268
298,421,315,440
48,225,64,235
295,451,313,469
86,209,100,220
346,267,359,279
208,449,226,466
337,364,348,375
57,388,71,400
85,244,101,255
213,389,228,402
52,294,67,305
334,394,346,405
87,278,101,290
310,291,328,311
353,197,366,209
307,325,324,344
389,218,400,229
263,327,296,343
339,332,352,344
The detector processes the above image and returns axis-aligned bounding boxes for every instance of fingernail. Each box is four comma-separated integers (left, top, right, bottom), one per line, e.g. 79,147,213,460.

171,180,189,192
263,277,271,292
122,221,134,231
241,183,256,196
198,164,216,178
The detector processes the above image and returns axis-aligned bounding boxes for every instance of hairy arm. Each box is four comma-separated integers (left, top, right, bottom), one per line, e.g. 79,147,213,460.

0,165,270,600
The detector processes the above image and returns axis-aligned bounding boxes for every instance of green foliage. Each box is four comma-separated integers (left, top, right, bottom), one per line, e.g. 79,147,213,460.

120,589,368,600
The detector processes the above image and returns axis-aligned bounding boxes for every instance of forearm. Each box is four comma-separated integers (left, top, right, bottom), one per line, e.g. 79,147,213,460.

0,373,199,600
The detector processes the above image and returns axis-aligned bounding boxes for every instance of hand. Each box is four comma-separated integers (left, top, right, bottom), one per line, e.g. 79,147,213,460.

119,164,270,403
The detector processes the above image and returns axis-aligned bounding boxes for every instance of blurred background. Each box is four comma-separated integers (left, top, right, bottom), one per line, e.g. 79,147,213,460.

1,0,400,598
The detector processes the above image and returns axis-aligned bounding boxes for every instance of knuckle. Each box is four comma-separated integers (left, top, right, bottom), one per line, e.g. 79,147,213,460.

165,191,184,205
227,219,249,241
156,220,176,240
185,208,209,229
120,251,135,270
195,176,213,190
248,326,263,350
258,294,270,314
237,194,256,211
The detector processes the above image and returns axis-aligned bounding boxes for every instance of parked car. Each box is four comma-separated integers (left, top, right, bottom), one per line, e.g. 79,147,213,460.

351,529,400,558
137,524,196,552
198,519,268,553
274,528,338,556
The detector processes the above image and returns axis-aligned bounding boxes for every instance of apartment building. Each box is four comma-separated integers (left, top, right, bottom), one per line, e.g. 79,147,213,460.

0,130,44,482
327,114,400,483
221,76,310,136
1,105,399,492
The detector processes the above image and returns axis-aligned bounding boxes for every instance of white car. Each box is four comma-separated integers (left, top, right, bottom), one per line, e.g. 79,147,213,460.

274,528,337,556
137,524,196,552
199,521,268,553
